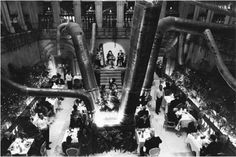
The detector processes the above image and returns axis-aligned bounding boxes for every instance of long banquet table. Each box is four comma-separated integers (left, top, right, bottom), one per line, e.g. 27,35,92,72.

185,132,210,157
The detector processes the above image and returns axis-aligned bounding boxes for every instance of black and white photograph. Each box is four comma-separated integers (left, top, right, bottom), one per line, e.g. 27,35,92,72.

1,0,236,156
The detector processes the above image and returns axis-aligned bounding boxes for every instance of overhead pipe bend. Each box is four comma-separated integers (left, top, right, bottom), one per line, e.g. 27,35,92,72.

1,77,94,111
56,22,69,56
143,16,236,91
204,29,236,92
65,22,100,104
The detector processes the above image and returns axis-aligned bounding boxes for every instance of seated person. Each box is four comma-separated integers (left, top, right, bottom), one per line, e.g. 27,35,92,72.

69,114,83,129
62,136,79,155
215,132,229,153
136,106,150,128
142,131,162,155
1,131,15,156
137,105,149,118
72,104,81,116
201,134,220,156
77,127,91,155
167,97,182,124
55,73,65,85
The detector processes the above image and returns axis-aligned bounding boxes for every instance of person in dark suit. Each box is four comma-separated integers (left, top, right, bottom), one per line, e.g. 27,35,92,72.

201,134,220,156
136,115,150,128
142,131,162,155
1,132,15,156
62,136,79,155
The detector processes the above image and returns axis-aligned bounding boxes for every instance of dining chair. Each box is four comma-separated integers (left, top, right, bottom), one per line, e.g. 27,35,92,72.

149,147,160,157
66,148,80,156
163,113,176,129
40,141,47,156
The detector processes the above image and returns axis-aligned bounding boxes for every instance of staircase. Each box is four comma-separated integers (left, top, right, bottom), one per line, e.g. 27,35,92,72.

100,68,125,89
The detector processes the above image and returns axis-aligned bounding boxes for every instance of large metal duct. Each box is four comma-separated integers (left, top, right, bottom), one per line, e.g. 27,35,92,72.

90,23,96,58
120,1,162,124
204,29,236,92
56,22,68,56
65,22,100,104
142,16,236,91
1,77,94,111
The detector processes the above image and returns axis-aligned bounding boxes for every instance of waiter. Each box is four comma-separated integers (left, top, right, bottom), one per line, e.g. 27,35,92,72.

35,112,51,149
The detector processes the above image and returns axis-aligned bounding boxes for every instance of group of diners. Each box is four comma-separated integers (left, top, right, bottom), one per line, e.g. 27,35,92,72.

134,93,162,156
161,78,230,156
61,98,96,156
1,73,69,156
98,78,120,112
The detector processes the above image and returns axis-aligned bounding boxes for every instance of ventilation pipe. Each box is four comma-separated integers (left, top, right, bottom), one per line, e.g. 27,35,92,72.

143,16,236,91
90,23,96,58
56,22,69,56
1,77,94,111
204,29,236,92
65,22,100,104
120,1,162,124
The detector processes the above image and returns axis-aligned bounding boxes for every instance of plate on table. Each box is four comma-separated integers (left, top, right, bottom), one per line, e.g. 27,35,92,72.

9,146,14,151
24,142,31,148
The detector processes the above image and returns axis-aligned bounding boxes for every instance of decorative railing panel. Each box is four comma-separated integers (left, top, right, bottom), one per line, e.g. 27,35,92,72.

38,14,53,29
1,31,39,53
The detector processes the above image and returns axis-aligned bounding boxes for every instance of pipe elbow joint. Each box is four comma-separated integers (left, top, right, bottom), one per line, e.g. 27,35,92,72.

66,22,83,36
158,16,176,33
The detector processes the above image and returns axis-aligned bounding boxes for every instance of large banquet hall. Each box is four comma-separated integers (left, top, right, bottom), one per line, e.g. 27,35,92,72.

1,0,236,156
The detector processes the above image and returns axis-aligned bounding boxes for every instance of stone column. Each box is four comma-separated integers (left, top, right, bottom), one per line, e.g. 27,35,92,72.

73,0,82,25
117,1,124,28
15,1,27,30
95,1,103,28
179,2,189,18
1,1,15,33
224,16,231,24
26,2,38,29
206,10,214,22
51,1,61,28
193,6,200,20
159,1,167,19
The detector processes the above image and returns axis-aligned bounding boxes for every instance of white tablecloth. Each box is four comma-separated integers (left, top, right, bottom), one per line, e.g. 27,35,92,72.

46,98,58,113
62,128,80,143
185,133,210,157
176,110,197,128
162,95,175,113
8,138,34,155
135,128,154,154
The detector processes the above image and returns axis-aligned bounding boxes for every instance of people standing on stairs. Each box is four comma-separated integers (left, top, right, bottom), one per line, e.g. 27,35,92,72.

156,84,164,114
95,49,101,69
117,50,125,67
106,50,115,69
65,71,73,89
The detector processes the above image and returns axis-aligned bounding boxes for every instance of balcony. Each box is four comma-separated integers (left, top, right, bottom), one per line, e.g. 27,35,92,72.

1,30,39,53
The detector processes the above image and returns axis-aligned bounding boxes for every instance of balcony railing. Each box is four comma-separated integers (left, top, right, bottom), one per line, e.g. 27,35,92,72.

103,13,117,28
1,30,39,53
38,14,53,29
82,13,96,32
124,12,133,28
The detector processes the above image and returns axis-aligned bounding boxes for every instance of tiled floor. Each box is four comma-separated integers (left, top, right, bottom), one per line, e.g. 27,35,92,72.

47,98,194,156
